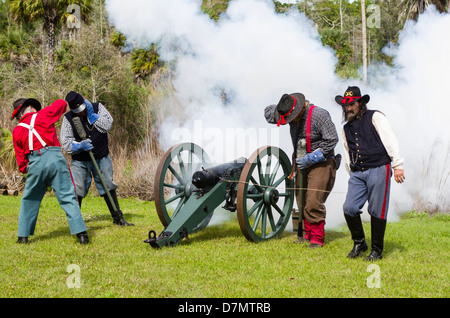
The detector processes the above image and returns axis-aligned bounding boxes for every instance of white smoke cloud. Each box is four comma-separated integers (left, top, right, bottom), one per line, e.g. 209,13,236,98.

106,0,339,153
106,0,450,229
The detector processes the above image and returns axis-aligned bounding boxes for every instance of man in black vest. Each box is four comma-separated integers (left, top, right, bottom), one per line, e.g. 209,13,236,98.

60,91,133,227
336,86,405,261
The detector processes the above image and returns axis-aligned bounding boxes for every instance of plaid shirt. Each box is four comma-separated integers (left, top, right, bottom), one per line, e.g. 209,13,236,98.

265,102,338,158
60,103,113,155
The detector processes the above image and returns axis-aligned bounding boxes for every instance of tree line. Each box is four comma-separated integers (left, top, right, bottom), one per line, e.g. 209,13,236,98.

0,0,448,193
0,0,162,161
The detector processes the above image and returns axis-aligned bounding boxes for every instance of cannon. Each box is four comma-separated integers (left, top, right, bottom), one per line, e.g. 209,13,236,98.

145,142,295,248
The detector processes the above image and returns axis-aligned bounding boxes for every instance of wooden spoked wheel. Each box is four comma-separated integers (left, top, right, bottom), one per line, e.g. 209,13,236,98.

154,142,212,231
236,146,294,242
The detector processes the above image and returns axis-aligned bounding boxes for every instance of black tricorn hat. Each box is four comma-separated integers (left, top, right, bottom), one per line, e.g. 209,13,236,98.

335,86,370,106
274,93,306,127
65,91,86,114
11,98,42,120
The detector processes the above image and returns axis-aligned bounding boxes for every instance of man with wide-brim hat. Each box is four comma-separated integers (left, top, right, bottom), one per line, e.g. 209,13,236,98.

11,98,42,121
336,85,405,261
265,92,339,248
335,86,370,108
272,93,306,127
11,97,89,244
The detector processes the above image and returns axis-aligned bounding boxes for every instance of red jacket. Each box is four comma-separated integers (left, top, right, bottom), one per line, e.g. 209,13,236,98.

13,99,68,173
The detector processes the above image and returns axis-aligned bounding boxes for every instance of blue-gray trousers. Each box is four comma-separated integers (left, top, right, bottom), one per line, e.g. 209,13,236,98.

343,163,392,220
18,147,87,237
70,155,118,198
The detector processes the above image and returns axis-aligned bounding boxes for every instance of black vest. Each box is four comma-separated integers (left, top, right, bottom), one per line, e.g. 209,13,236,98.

65,102,109,162
344,110,390,171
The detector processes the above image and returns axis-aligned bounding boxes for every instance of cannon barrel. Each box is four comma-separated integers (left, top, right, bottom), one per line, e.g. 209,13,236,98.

191,170,218,189
192,157,247,190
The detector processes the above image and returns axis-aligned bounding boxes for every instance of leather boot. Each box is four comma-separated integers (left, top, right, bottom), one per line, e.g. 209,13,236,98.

104,190,134,226
344,214,368,258
365,216,387,261
17,237,29,244
294,218,310,243
308,220,325,248
77,196,83,208
76,231,89,244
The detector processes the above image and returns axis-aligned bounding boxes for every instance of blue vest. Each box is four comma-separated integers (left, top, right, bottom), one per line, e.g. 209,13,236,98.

64,102,109,162
344,110,390,171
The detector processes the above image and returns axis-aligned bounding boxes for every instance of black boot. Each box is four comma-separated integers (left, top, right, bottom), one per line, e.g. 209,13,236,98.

76,231,89,244
365,216,387,261
104,190,134,226
77,196,83,208
17,237,29,244
344,214,368,258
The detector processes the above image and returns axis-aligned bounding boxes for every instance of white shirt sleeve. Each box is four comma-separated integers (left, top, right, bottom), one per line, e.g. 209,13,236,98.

372,111,404,170
341,127,351,174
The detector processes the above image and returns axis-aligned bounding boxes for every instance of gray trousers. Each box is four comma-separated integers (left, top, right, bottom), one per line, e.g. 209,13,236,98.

70,155,118,197
343,163,392,220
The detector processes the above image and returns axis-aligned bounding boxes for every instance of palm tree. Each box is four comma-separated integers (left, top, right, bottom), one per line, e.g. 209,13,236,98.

9,0,93,71
130,46,160,83
0,128,16,170
399,0,448,22
110,30,125,48
0,27,30,66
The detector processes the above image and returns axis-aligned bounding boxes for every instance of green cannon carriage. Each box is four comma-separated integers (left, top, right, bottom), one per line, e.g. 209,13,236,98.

144,142,295,248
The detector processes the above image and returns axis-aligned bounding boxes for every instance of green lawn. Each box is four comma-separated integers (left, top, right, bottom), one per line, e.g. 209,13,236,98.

0,195,448,298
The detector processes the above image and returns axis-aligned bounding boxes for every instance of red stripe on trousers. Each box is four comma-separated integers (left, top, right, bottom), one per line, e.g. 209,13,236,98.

65,157,79,202
380,163,390,219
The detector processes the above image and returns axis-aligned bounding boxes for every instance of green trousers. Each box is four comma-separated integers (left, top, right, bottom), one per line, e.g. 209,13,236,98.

18,147,87,237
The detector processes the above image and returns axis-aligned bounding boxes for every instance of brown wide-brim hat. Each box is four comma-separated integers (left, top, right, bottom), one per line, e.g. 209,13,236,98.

335,86,370,106
274,93,306,127
11,98,42,120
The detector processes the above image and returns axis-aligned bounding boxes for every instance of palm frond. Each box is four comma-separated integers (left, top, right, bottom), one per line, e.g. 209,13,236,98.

0,128,16,168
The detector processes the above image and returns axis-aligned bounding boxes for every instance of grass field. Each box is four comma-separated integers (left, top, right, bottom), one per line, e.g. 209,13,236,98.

0,194,448,299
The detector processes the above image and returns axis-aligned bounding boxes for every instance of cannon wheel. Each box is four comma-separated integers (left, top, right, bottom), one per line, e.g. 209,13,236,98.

154,142,212,231
237,146,294,242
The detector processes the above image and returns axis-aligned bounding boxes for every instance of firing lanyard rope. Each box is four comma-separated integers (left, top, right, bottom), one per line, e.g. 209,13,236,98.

196,105,346,195
203,169,345,195
235,179,345,194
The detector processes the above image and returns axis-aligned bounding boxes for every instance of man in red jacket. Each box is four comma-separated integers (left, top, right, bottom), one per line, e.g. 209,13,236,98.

11,98,89,244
